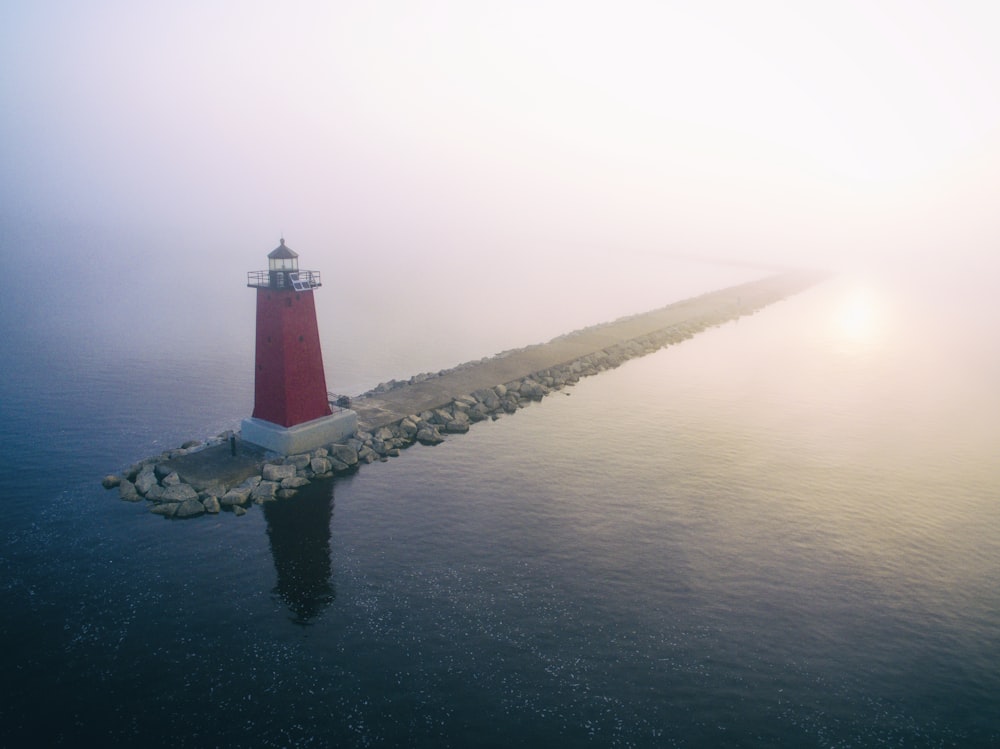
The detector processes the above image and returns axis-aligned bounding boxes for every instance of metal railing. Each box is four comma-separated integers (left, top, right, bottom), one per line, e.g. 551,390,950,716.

246,269,322,289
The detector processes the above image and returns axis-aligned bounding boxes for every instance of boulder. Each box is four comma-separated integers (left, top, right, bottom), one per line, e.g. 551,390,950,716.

233,506,247,517
444,420,469,434
398,419,418,438
357,446,378,464
175,499,205,518
276,489,298,500
220,487,252,506
202,496,221,514
161,471,182,487
285,453,312,470
262,463,297,482
154,464,173,481
469,403,491,421
161,483,199,502
310,457,332,475
192,479,227,496
150,502,179,517
281,476,311,489
118,480,141,502
101,474,121,489
145,484,166,501
251,481,278,502
416,427,444,445
134,468,159,496
432,408,454,424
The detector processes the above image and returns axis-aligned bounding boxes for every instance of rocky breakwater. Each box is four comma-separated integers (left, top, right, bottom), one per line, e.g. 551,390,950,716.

102,437,366,519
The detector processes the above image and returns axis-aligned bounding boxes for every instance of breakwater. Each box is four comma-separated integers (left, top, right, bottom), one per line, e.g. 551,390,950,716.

103,270,827,518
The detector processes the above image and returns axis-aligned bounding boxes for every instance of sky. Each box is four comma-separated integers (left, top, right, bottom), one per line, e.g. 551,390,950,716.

2,0,999,345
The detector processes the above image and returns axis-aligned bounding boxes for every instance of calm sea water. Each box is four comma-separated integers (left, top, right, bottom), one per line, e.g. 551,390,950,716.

1,261,998,747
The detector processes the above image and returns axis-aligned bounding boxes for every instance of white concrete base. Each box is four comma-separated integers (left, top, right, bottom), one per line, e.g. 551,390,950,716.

241,410,358,455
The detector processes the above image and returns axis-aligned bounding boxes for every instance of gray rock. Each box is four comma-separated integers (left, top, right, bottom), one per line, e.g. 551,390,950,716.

277,489,298,499
329,459,351,472
432,408,454,424
220,487,252,506
309,457,332,475
102,474,121,489
252,481,278,502
154,464,173,480
135,469,159,496
186,473,226,493
357,446,378,463
262,463,297,482
175,499,205,518
330,445,358,466
118,480,141,502
444,420,470,433
281,476,311,489
469,403,491,421
150,502,179,517
181,439,202,449
161,483,199,502
416,427,444,445
202,496,221,513
161,471,182,487
145,484,166,501
398,419,418,438
233,506,247,516
285,453,311,470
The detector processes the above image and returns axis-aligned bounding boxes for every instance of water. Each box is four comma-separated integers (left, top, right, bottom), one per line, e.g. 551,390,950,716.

1,257,998,747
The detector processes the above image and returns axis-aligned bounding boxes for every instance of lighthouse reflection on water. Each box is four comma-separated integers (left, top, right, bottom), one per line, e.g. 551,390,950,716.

263,478,337,625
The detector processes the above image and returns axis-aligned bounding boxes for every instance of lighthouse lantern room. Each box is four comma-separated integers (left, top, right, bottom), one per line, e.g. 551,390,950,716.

241,239,357,455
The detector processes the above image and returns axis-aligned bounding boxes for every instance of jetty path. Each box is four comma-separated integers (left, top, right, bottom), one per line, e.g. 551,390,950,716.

349,269,824,431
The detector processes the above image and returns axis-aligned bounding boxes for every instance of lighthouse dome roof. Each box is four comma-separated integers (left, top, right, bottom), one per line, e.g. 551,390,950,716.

268,238,298,260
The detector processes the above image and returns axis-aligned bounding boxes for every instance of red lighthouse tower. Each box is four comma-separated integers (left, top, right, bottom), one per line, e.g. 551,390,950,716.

241,239,356,454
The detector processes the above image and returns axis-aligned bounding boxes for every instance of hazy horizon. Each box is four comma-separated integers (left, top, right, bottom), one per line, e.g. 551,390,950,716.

3,1,999,355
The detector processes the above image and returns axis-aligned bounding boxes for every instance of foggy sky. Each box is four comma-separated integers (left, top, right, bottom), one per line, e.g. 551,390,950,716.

3,0,999,317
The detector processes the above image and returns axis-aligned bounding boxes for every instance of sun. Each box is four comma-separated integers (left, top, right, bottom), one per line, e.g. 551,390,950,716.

835,286,884,344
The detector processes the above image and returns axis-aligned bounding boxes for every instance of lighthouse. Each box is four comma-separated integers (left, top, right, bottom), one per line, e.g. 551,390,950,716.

241,239,357,454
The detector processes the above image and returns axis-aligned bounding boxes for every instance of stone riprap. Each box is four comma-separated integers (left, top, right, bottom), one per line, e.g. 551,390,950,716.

102,270,827,519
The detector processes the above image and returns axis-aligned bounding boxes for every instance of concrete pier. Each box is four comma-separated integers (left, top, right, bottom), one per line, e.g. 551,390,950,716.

349,270,824,431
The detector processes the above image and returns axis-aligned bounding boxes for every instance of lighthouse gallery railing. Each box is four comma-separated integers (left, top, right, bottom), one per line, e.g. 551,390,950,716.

246,270,322,290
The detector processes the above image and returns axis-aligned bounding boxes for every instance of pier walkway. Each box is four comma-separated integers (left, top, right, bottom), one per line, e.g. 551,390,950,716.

349,270,823,431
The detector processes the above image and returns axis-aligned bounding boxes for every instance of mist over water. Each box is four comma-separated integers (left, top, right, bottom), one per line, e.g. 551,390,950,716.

3,1,1000,745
